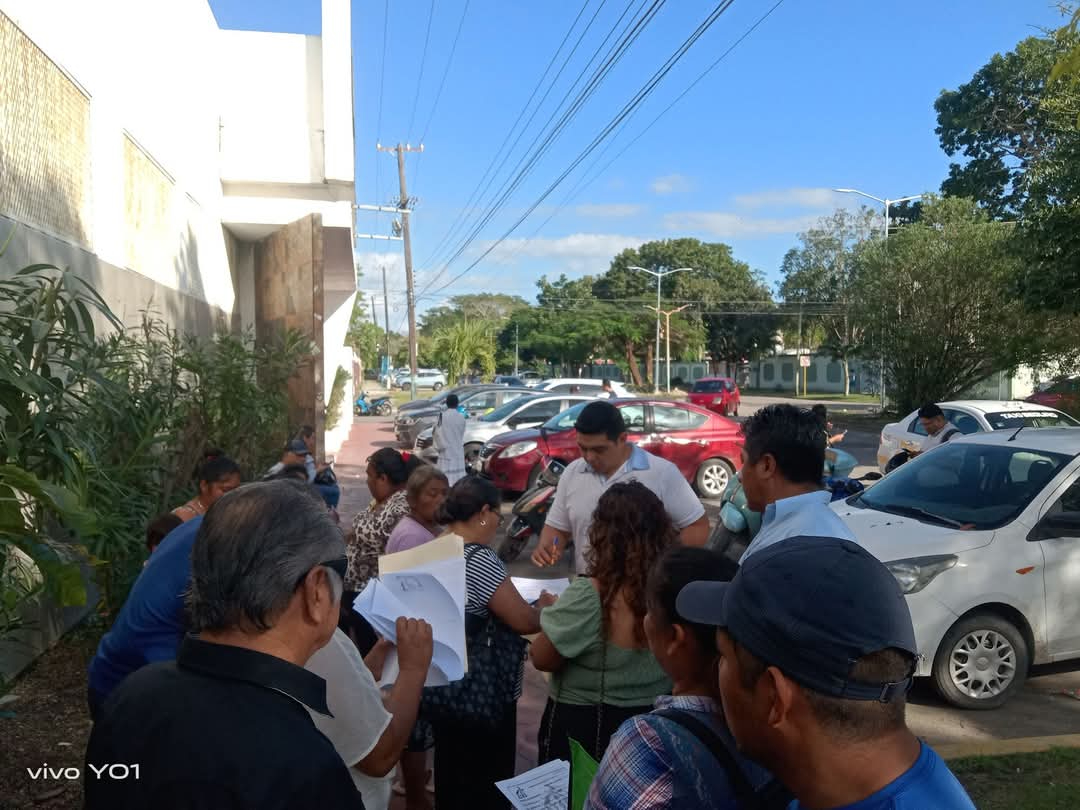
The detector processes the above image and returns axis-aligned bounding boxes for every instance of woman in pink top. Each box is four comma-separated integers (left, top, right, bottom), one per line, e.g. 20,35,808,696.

386,465,450,554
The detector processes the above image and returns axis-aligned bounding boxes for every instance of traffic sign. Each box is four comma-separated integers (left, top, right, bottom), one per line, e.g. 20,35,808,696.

799,355,811,367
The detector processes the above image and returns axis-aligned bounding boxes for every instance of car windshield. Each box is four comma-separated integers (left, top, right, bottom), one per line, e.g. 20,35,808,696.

857,442,1071,530
985,410,1079,429
543,401,588,430
692,380,725,393
479,397,530,423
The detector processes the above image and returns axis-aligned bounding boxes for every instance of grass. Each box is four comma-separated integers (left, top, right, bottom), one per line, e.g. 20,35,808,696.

949,747,1080,809
740,388,881,403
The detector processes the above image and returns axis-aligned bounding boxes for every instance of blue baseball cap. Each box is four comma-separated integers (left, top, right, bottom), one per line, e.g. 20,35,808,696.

677,537,918,702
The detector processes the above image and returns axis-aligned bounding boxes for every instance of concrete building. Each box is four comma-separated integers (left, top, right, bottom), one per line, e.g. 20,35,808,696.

0,0,357,454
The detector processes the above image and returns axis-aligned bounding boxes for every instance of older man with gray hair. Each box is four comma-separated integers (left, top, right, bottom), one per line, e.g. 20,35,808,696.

84,479,366,809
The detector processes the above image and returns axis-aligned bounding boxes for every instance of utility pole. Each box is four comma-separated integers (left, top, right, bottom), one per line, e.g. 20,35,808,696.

381,265,391,379
796,304,803,398
378,142,424,398
629,265,694,392
370,295,378,325
514,323,520,377
644,304,690,392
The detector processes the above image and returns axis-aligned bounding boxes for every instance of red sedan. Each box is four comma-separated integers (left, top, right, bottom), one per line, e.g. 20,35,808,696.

687,376,741,417
480,398,742,499
1027,377,1080,415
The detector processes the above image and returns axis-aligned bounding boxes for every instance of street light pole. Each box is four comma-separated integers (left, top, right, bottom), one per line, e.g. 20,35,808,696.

644,304,691,392
833,188,923,410
629,265,693,392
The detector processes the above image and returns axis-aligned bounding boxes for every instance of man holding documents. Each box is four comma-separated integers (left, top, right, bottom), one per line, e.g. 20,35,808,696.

532,401,710,572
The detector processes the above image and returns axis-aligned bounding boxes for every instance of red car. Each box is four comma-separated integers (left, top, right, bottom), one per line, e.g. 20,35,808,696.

1027,377,1080,415
687,376,741,417
480,399,742,499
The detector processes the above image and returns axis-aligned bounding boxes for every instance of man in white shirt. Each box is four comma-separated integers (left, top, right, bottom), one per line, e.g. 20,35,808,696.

306,617,433,810
917,403,961,454
532,401,710,572
738,404,855,561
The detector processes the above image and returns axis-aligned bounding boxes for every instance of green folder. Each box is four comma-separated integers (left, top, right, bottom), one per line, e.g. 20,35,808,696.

569,738,599,810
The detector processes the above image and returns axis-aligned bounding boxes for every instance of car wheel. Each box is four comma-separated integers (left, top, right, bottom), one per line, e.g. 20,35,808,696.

931,613,1029,709
695,458,734,499
464,443,483,472
432,382,444,391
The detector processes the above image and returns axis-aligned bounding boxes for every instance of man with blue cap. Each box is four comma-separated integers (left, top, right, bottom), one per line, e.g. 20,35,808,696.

677,537,975,809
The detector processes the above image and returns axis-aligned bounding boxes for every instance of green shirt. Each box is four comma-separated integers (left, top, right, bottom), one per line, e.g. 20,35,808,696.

540,578,671,707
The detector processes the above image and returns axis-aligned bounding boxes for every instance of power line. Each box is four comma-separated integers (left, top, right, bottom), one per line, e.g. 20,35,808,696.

406,0,437,141
420,0,667,290
424,0,738,298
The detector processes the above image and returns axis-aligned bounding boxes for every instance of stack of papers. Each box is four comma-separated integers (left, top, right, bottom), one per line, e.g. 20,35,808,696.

352,534,467,687
511,576,572,604
496,760,569,809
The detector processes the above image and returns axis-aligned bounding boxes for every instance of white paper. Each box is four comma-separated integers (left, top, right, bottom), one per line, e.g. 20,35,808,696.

495,759,570,810
511,577,572,605
352,535,467,688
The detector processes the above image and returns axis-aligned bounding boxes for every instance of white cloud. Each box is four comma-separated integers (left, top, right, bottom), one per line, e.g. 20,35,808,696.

650,173,693,195
733,187,846,210
574,203,645,218
478,232,647,273
662,211,820,239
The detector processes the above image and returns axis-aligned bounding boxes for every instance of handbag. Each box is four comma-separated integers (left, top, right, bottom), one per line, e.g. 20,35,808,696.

420,545,528,730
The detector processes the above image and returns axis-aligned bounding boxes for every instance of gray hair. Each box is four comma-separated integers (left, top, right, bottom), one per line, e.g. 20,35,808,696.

406,464,449,505
186,479,344,633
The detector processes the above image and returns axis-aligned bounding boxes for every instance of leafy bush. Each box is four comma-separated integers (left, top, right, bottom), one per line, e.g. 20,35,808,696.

325,366,350,432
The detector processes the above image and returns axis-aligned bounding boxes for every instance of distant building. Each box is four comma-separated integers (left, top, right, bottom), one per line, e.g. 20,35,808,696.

0,0,357,452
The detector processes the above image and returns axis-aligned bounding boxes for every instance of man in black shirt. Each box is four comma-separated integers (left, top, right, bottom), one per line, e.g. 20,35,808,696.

84,479,365,809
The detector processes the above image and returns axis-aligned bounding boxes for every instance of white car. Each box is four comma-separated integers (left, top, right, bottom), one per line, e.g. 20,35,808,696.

834,428,1080,709
533,378,632,397
876,400,1079,472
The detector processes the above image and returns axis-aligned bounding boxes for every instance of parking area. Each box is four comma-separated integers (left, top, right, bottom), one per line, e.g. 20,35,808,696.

340,413,1080,749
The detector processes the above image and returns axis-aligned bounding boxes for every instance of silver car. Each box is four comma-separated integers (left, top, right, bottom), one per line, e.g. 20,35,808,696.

414,393,596,471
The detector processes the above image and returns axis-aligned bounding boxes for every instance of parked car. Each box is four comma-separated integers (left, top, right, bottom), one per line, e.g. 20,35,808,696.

413,393,596,471
493,374,529,387
876,400,1080,472
480,398,742,497
1027,377,1080,415
834,428,1080,709
519,370,545,387
687,376,741,417
394,385,532,448
533,378,632,397
395,369,447,391
397,384,490,413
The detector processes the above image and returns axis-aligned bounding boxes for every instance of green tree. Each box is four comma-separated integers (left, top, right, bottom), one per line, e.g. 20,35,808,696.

499,276,605,375
433,319,497,382
852,196,1077,414
780,208,878,394
345,296,385,375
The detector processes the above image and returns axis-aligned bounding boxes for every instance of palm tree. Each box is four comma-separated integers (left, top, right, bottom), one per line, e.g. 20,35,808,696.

434,319,497,382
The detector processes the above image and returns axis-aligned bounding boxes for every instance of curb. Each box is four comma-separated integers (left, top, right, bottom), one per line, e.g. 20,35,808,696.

937,733,1080,760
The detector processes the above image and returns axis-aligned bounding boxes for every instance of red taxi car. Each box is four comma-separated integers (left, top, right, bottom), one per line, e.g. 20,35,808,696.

687,376,741,417
480,398,742,498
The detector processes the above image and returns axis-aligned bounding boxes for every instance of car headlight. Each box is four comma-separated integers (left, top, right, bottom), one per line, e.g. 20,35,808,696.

502,441,537,459
886,555,958,595
397,416,416,426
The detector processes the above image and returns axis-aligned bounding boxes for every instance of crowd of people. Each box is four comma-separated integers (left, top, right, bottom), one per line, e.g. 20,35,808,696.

83,401,976,809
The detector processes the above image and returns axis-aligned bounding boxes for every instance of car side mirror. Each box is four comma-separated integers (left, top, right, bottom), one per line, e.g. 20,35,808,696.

1030,512,1080,540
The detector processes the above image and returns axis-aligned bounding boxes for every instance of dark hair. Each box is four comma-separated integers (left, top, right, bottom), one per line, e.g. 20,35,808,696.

917,403,943,419
575,400,626,441
741,405,824,485
732,641,912,742
145,512,183,552
586,482,678,643
811,404,827,425
404,454,425,479
446,394,460,408
196,451,240,486
648,547,734,654
368,448,409,485
602,378,612,387
436,476,500,524
296,425,315,441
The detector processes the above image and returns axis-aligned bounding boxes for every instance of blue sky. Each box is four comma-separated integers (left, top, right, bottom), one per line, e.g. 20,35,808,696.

209,0,1063,326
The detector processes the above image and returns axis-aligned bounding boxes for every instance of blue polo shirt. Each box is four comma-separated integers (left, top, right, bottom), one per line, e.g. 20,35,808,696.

87,517,202,700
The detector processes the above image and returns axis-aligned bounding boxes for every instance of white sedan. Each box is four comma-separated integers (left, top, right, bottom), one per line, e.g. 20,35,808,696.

876,399,1079,472
835,428,1080,709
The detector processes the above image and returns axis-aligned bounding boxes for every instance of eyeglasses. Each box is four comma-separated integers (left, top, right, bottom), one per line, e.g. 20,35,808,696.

295,556,348,589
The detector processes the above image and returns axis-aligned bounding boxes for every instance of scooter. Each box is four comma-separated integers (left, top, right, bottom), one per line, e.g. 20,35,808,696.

354,391,393,417
498,457,568,564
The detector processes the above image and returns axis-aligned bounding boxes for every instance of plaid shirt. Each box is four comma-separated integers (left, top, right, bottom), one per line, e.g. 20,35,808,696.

584,695,765,810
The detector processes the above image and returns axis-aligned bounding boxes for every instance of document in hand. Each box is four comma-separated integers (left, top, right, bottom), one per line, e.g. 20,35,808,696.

352,534,467,687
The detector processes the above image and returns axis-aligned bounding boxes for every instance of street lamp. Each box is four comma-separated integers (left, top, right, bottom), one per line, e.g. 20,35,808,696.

644,303,691,392
833,188,924,410
629,265,693,392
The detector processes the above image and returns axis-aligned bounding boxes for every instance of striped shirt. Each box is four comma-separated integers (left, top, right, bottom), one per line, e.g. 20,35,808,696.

463,542,507,618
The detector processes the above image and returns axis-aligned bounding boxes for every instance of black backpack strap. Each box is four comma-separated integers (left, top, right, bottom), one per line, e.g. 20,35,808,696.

652,708,792,810
941,428,960,443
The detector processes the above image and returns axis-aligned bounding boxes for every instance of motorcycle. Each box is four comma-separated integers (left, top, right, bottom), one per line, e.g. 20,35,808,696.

498,457,568,564
707,448,881,563
354,391,393,417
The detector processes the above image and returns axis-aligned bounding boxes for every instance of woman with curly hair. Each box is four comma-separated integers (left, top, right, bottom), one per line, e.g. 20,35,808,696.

531,481,676,764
